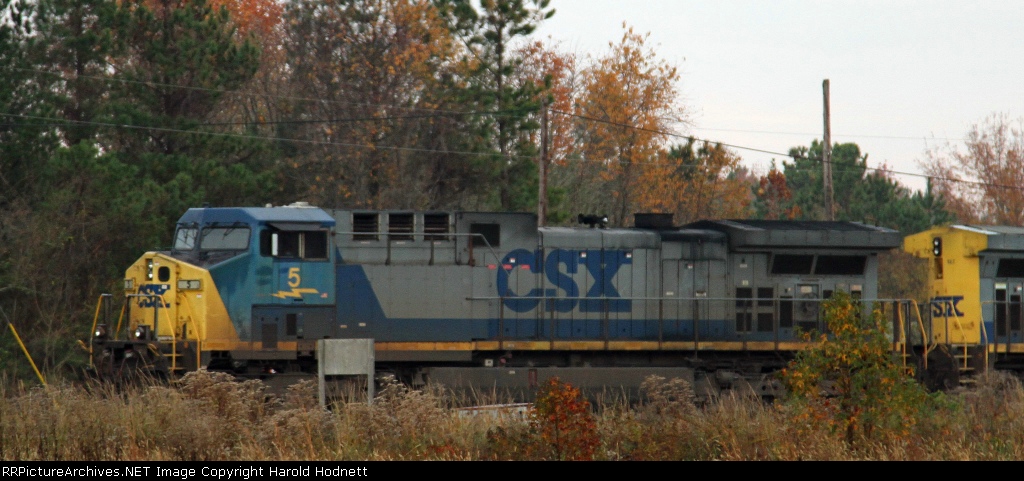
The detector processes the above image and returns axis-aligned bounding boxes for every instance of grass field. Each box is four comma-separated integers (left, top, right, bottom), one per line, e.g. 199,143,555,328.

2,369,1024,461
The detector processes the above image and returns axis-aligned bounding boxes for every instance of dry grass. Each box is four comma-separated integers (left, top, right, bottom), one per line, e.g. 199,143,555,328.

3,370,1024,460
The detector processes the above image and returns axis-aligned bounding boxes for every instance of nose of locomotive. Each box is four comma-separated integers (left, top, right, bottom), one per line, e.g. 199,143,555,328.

123,254,177,340
122,253,210,341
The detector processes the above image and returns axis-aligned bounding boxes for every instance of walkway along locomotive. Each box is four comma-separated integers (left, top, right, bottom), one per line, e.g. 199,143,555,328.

88,202,910,400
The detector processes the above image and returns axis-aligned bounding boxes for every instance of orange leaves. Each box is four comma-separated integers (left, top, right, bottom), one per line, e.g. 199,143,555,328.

514,40,578,165
922,113,1024,224
529,377,600,460
633,140,754,224
208,0,282,38
780,291,931,446
486,377,599,460
574,24,687,225
755,165,801,220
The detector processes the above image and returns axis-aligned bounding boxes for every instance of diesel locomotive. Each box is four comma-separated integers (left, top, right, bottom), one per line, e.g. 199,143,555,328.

88,202,908,400
905,225,1024,385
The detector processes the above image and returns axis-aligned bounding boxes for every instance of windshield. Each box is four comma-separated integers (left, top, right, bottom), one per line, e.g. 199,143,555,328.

174,227,198,250
200,227,251,251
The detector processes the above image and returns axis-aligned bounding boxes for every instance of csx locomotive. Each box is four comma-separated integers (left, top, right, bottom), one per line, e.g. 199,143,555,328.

905,225,1024,387
89,202,906,399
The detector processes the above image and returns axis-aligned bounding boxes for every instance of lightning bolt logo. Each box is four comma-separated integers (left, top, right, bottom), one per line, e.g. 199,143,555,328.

273,267,320,299
272,287,319,299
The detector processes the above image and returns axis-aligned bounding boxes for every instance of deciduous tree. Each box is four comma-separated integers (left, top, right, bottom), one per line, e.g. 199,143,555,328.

512,39,578,223
782,292,932,445
753,162,800,220
922,113,1024,225
283,0,463,209
634,139,753,224
573,24,686,226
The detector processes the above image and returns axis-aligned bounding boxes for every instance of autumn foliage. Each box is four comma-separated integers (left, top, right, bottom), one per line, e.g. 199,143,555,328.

572,25,686,226
923,113,1024,224
486,377,599,460
780,291,932,445
755,164,801,220
635,139,754,224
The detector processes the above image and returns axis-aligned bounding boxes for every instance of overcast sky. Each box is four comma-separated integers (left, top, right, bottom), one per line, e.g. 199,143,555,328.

534,0,1023,192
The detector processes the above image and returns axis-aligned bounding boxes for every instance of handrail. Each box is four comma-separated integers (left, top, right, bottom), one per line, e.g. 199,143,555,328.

893,300,908,370
112,301,127,341
177,291,204,372
97,291,200,375
980,316,989,378
157,293,177,373
908,300,931,371
936,298,970,370
88,294,113,366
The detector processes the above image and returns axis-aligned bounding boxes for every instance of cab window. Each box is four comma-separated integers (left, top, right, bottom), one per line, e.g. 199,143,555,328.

174,227,198,250
200,227,250,251
260,229,329,260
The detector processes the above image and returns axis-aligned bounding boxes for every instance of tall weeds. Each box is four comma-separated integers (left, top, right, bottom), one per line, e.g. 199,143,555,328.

3,368,1024,460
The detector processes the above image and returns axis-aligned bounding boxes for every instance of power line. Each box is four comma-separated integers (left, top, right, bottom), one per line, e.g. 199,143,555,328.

693,126,964,143
3,67,1017,190
551,108,1021,191
0,112,534,160
8,65,968,142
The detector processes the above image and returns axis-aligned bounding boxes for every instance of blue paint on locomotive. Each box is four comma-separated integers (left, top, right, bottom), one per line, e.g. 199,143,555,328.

497,248,633,313
177,206,337,341
181,206,880,348
209,253,256,338
329,246,784,343
177,205,337,226
336,264,387,327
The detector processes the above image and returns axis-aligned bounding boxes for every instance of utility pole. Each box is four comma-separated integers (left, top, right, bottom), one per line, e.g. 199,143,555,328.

538,100,549,227
822,79,835,221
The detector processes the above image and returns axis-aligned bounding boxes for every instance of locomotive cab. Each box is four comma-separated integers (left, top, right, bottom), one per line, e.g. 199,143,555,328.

89,203,336,381
906,224,1024,380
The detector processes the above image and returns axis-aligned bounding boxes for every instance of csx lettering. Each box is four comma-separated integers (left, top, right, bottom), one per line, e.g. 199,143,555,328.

931,296,965,317
137,284,171,308
497,248,632,313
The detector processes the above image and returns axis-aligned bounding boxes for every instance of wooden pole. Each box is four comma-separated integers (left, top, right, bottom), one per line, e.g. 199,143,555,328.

823,79,835,221
539,100,549,227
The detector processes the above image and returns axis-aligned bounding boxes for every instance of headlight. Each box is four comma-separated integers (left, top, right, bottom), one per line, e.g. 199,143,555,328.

134,325,150,340
124,278,135,290
177,279,201,290
94,324,108,340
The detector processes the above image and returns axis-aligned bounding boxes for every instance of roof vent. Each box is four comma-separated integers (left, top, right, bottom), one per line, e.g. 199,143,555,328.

288,201,313,208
